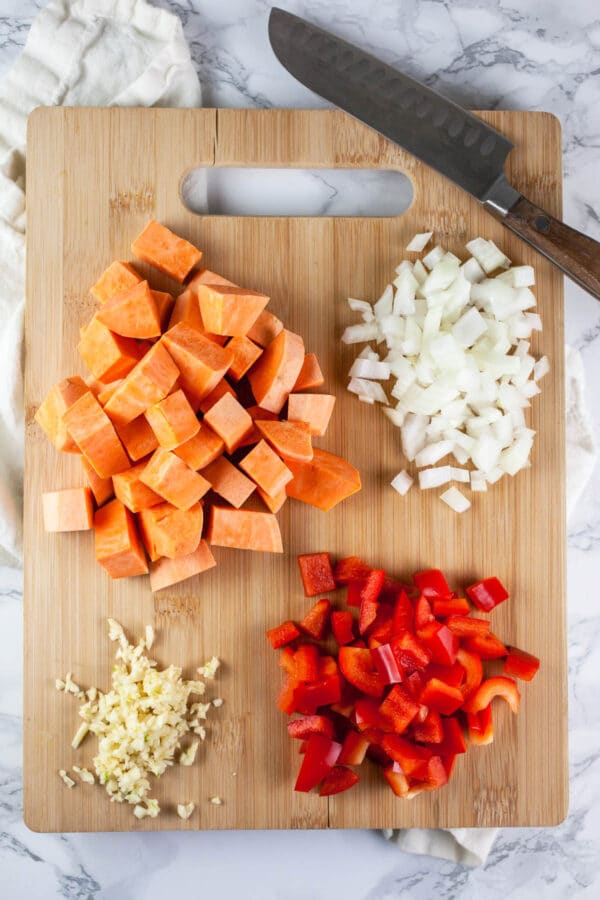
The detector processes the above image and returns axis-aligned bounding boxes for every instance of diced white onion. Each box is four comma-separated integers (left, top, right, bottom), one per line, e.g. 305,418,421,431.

391,470,414,495
422,245,446,270
406,231,433,252
470,471,488,491
348,378,388,404
348,298,373,315
383,407,405,428
440,486,471,512
342,322,379,344
533,355,550,381
349,358,391,380
374,284,394,319
419,466,453,489
415,440,454,468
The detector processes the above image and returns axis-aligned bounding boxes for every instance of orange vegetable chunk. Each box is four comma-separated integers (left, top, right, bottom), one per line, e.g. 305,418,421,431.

174,423,224,469
256,485,288,514
202,456,256,508
115,415,158,461
286,448,361,511
168,287,228,346
145,389,200,450
248,329,305,414
78,316,149,383
203,393,253,453
113,460,163,513
151,290,174,330
226,335,263,381
91,261,142,303
104,341,180,425
131,220,201,282
196,379,236,414
96,280,162,339
246,309,284,347
197,283,269,336
63,392,130,478
140,448,210,510
94,498,148,577
254,419,313,462
35,376,88,452
81,456,114,506
138,501,204,560
42,487,94,532
207,506,283,553
97,380,123,407
293,353,325,391
288,393,336,436
149,540,216,592
187,268,236,289
162,322,233,402
239,439,293,497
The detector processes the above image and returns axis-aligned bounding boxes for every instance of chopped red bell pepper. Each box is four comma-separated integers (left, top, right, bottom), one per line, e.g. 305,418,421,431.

354,697,392,732
318,765,360,796
331,611,355,646
367,742,393,767
462,676,521,715
338,730,370,765
346,581,365,607
383,761,410,796
349,638,367,648
318,655,338,678
424,660,465,688
456,647,483,700
293,644,320,683
467,704,494,745
293,675,342,714
338,647,386,698
381,735,432,778
359,595,379,635
414,594,435,629
267,620,300,649
287,715,334,740
445,615,490,638
417,621,459,665
367,614,394,645
297,552,336,597
378,684,420,734
419,678,464,715
299,598,331,640
414,569,451,598
503,647,540,682
404,671,424,699
392,590,414,634
420,754,448,788
279,645,297,676
334,556,372,584
432,597,470,616
442,753,457,778
294,733,342,792
371,643,403,685
390,632,431,673
298,739,308,754
466,576,509,612
426,716,467,755
415,703,429,723
463,631,508,660
277,675,298,714
412,709,443,743
380,576,412,603
360,568,386,604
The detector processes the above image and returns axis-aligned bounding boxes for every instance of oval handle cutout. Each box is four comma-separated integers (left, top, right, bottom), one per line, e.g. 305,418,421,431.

181,167,413,217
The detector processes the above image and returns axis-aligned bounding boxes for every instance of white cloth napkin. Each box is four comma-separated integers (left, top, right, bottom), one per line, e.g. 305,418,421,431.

0,0,596,869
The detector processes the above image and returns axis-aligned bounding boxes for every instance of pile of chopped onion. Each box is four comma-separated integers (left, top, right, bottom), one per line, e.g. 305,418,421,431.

342,233,548,511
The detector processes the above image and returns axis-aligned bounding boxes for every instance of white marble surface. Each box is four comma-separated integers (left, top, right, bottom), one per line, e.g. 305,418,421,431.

2,0,600,897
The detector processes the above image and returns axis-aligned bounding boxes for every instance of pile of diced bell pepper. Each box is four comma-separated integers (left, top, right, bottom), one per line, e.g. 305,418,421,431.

267,553,540,798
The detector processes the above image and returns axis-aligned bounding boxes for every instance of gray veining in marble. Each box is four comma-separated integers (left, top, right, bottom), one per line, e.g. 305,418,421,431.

1,1,599,897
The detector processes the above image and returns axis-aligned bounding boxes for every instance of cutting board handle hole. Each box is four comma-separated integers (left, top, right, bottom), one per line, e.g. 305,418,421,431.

180,167,413,217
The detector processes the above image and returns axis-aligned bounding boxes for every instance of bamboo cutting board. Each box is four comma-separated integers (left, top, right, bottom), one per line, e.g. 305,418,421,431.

24,108,566,832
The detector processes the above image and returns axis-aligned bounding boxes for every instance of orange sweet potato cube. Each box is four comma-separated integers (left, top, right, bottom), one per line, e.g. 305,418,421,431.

152,291,174,331
149,540,216,592
97,380,123,407
248,329,305,414
206,506,283,553
138,501,203,561
203,393,253,453
96,280,162,339
35,376,88,452
91,261,142,303
246,309,283,347
63,392,130,478
226,335,263,381
293,353,325,391
140,448,210,510
145,389,200,450
174,423,224,470
197,284,269,336
81,456,114,506
42,487,94,532
168,285,228,346
131,220,202,282
162,322,233,402
94,498,148,577
115,415,159,461
256,485,288,514
196,379,236,414
239,439,293,497
78,316,149,383
113,460,163,513
254,419,313,462
287,393,336,436
104,342,180,425
201,456,256,508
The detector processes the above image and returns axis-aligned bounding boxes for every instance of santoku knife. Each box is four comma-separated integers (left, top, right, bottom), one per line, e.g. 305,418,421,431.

269,7,600,300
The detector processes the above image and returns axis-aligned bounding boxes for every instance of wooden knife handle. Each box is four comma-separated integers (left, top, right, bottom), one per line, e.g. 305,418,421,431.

501,195,600,299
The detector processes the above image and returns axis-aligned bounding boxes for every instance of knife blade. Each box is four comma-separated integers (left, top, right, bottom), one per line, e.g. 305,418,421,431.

269,7,600,300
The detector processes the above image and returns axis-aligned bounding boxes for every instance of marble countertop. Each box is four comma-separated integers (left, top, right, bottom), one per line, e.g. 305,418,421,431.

1,0,599,897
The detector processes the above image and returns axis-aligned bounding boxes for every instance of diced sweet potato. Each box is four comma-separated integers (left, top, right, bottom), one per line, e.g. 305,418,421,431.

239,439,293,497
174,424,224,470
248,329,305,414
145,389,200,450
254,419,313,462
104,342,180,425
207,506,283,553
81,456,114,506
140,448,210,510
246,309,284,347
97,380,123,407
149,540,216,592
203,393,253,453
197,284,269,336
114,415,158,461
256,485,288,514
131,220,201,283
162,322,233,402
78,316,149,383
293,353,325,391
35,376,88,452
187,269,236,289
196,379,236,414
42,487,94,532
287,393,336,436
152,291,174,330
285,448,361,511
91,261,142,303
168,287,228,346
138,501,204,560
94,498,148,577
226,335,263,381
96,280,162,339
202,456,256,508
113,460,163,513
63,392,130,478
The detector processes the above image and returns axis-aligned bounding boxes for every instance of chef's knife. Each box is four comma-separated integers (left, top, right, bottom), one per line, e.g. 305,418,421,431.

269,7,600,300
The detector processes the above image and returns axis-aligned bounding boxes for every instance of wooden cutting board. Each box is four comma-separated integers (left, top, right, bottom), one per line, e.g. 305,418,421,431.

23,108,566,832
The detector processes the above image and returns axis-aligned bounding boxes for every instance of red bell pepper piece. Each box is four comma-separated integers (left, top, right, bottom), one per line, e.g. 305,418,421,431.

354,697,392,732
412,709,443,744
331,611,355,646
420,754,448,788
462,676,521,715
293,675,342,714
293,644,320,683
381,735,432,778
287,715,334,740
367,615,394,645
392,590,414,635
417,621,459,665
380,576,412,603
456,647,483,700
463,631,508,660
266,620,300,649
432,597,470,617
346,581,365,607
318,655,338,678
371,644,403,685
404,671,424,700
390,632,431,673
367,743,393,767
445,615,490,638
298,739,308,754
359,595,379,635
277,675,298,714
318,765,360,796
414,594,435,629
466,576,509,612
294,733,342,792
338,647,386,697
383,762,410,797
297,552,336,597
419,678,464,715
424,661,465,688
334,556,372,584
414,569,451,598
349,638,367,648
338,730,370,765
378,684,420,734
467,704,494,745
442,753,457,779
426,716,467,755
503,647,540,682
360,568,386,603
299,598,331,640
279,645,297,676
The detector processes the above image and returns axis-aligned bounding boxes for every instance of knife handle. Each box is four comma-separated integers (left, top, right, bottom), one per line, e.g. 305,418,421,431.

501,196,600,300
